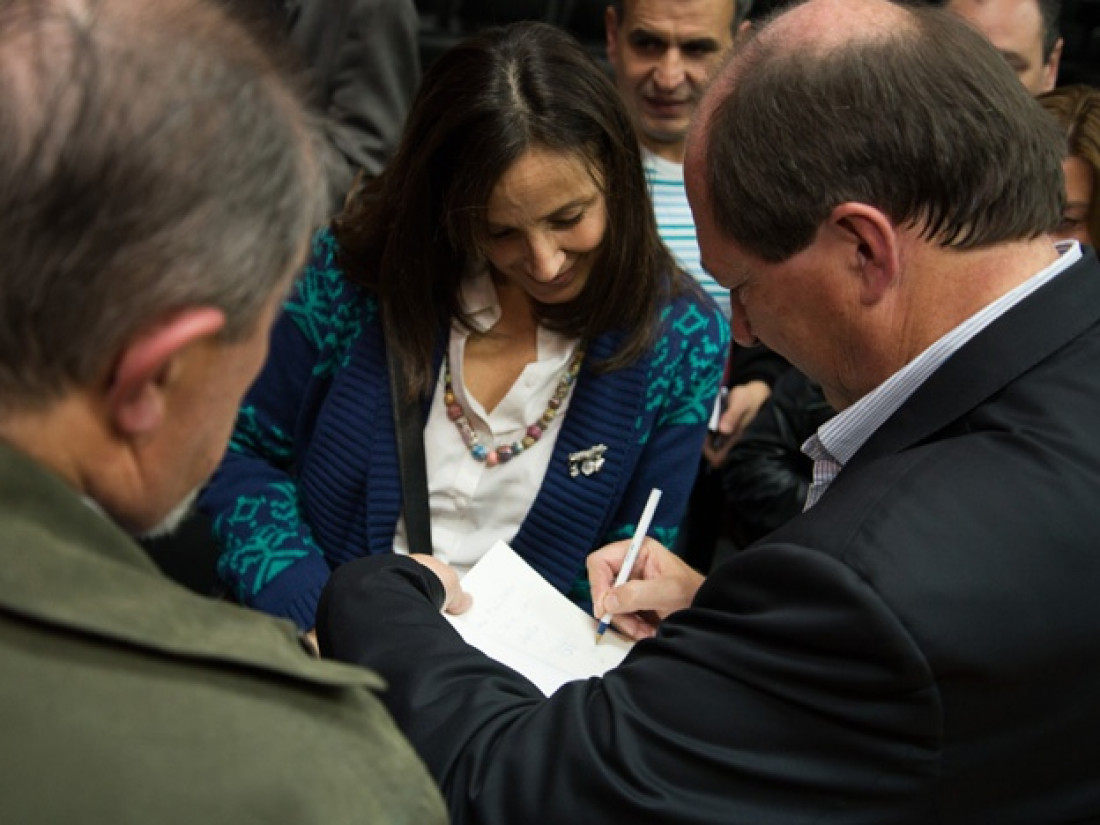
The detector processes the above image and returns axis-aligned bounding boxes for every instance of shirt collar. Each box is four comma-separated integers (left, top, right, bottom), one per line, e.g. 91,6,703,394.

458,265,502,334
805,239,1083,470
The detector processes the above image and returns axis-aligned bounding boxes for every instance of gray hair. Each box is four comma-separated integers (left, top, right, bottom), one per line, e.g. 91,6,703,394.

0,0,329,408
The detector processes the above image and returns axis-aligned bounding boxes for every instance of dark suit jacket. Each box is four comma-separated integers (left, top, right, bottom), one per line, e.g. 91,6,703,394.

318,250,1100,824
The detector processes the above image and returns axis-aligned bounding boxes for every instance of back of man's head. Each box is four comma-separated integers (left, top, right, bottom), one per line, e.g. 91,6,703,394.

699,0,1064,262
0,0,327,411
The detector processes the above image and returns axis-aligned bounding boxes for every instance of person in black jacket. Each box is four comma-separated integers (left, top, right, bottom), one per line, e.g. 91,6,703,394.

721,367,833,551
228,0,421,210
282,0,420,208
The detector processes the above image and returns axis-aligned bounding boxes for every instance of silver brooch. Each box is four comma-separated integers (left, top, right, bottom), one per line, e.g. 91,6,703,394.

568,444,608,478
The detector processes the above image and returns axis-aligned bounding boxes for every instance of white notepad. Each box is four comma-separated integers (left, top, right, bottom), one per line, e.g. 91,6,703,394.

445,540,634,696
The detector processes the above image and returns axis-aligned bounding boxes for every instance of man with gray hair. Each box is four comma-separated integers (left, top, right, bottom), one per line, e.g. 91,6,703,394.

317,0,1100,821
0,0,444,821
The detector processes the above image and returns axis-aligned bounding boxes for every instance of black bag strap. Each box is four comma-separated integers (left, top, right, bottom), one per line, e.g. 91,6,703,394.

384,326,433,555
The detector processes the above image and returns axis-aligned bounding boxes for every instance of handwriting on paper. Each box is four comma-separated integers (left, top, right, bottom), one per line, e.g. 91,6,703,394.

445,541,634,695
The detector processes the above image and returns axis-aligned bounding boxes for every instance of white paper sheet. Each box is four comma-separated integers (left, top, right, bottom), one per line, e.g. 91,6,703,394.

445,540,634,695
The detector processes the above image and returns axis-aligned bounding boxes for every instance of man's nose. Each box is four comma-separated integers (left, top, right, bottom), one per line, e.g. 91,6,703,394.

654,48,685,91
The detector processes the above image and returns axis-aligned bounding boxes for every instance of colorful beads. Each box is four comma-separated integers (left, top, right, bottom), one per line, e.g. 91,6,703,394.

443,346,584,468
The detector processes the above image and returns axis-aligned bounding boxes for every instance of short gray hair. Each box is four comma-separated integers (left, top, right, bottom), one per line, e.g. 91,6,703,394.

0,0,328,408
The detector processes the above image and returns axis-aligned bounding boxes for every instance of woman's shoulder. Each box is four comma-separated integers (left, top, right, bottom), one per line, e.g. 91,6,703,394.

282,226,380,354
290,228,378,313
657,276,730,348
294,227,374,304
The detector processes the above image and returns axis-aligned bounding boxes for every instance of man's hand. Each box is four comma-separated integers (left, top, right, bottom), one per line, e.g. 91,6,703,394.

587,537,705,640
410,554,473,615
703,379,771,468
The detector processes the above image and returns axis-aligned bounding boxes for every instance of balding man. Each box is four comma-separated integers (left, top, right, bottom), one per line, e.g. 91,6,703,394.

946,0,1062,93
0,1,444,821
317,0,1100,821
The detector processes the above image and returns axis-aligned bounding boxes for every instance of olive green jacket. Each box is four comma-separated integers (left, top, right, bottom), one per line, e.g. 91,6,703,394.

0,442,446,824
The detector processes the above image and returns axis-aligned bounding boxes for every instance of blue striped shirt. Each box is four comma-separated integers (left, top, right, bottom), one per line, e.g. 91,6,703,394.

644,150,730,317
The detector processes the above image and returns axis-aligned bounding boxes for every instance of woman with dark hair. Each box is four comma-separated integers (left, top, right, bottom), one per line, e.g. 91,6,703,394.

1038,84,1100,249
199,21,728,632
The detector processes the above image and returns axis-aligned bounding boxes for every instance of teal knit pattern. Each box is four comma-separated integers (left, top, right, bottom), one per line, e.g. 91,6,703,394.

213,230,365,605
649,301,728,430
283,231,372,377
216,481,308,599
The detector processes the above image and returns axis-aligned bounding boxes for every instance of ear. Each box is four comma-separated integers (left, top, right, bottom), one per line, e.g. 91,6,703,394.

1042,37,1063,93
829,202,900,306
605,6,620,64
106,307,227,437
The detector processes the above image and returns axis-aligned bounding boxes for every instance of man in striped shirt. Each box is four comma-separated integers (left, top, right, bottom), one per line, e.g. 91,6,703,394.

606,0,786,568
605,0,747,310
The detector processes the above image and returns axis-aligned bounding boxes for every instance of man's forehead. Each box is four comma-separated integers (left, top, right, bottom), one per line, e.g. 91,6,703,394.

947,0,1043,49
621,0,739,36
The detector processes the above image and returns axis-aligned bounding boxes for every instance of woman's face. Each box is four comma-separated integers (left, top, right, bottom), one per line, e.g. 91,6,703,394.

481,147,607,306
1054,155,1096,248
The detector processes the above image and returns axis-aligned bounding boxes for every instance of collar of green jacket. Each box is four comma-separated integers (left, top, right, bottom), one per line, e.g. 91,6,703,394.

0,441,384,691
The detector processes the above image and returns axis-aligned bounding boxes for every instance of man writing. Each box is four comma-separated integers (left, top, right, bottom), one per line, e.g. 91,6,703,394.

0,1,443,821
319,0,1100,821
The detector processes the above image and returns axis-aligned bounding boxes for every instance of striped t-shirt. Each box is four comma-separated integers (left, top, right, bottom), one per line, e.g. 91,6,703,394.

644,149,730,316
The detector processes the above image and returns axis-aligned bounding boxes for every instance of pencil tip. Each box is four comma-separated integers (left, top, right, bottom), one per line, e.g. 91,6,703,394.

594,631,603,644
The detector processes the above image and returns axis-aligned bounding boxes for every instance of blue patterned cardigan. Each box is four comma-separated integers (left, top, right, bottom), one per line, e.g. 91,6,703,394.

199,230,729,630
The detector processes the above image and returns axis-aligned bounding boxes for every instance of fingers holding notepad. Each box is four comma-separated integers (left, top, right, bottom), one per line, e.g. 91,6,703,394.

410,554,473,615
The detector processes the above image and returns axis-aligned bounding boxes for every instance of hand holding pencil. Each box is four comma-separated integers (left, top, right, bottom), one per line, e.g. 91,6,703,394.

588,490,706,642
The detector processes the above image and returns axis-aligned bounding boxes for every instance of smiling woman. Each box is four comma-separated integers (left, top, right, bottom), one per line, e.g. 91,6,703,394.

198,20,729,632
482,148,607,305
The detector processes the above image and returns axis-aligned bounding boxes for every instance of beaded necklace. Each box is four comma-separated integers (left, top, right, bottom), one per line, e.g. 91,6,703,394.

443,346,585,466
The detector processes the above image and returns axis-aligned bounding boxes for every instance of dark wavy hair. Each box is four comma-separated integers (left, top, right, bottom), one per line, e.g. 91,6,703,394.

1038,84,1100,246
333,21,683,398
704,2,1064,262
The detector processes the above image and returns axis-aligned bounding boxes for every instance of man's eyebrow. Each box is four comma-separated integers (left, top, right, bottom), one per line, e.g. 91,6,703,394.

628,27,669,43
998,48,1030,70
627,28,723,51
680,36,724,50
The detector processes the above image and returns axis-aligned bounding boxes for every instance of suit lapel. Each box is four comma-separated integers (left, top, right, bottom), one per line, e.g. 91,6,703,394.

849,250,1100,471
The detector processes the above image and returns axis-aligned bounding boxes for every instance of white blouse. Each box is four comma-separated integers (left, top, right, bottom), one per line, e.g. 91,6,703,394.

392,268,580,576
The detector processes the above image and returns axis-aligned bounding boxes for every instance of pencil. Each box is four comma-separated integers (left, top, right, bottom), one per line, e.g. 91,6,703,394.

595,487,662,643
